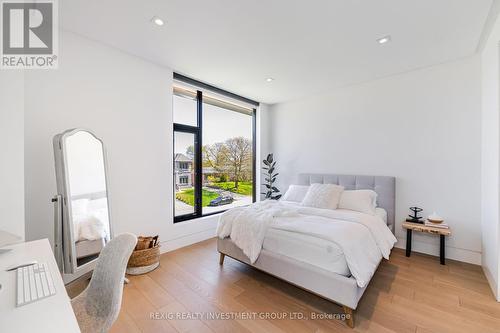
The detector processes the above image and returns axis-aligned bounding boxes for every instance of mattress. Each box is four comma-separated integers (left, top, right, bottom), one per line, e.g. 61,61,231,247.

261,207,388,276
263,228,350,276
75,238,105,259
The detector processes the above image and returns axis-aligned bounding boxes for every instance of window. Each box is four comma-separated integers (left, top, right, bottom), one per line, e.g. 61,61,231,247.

178,162,189,170
174,131,197,217
173,74,258,222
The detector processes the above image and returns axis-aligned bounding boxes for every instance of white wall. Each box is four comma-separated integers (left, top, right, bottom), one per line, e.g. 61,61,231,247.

0,72,25,240
24,31,218,251
269,56,482,264
481,9,500,301
257,103,272,199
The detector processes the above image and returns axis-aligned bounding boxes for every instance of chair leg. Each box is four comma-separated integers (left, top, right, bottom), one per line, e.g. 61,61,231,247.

219,253,225,265
343,306,354,328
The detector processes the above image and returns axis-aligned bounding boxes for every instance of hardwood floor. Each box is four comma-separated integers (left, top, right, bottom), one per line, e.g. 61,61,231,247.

110,238,500,333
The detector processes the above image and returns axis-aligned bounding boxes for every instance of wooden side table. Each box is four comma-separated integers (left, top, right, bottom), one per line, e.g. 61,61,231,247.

402,222,451,265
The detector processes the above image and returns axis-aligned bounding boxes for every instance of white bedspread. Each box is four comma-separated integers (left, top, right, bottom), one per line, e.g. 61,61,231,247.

73,214,107,242
216,201,299,263
217,201,397,288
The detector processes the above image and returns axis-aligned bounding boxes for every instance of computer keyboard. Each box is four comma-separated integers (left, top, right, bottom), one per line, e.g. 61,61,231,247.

16,262,56,307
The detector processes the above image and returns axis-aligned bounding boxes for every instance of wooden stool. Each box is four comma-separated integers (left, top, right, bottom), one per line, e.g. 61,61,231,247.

402,222,451,265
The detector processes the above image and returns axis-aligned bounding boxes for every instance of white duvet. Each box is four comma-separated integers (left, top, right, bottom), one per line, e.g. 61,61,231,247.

217,200,397,288
73,214,107,242
71,198,110,242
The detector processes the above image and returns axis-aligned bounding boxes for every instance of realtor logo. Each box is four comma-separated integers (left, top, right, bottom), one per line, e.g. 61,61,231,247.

1,0,58,69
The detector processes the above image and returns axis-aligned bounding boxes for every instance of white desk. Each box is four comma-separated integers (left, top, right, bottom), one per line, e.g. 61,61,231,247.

0,239,81,333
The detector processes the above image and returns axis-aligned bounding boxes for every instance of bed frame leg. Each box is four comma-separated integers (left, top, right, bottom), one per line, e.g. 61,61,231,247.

342,306,354,328
219,253,225,265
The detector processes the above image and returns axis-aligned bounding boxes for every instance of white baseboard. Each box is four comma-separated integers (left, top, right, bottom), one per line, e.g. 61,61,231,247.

395,237,481,265
159,227,216,254
482,264,500,302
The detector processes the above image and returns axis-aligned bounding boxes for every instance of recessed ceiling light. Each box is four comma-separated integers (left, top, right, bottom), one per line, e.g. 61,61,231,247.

377,35,391,44
151,16,164,26
265,77,274,82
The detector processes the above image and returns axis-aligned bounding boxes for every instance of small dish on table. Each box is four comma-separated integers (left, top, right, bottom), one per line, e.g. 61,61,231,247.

427,212,444,224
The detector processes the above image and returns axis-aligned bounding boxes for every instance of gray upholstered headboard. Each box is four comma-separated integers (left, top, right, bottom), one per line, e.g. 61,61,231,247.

297,174,396,233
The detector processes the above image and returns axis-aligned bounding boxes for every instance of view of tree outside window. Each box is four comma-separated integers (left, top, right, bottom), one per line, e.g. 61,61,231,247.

201,101,253,214
173,84,255,220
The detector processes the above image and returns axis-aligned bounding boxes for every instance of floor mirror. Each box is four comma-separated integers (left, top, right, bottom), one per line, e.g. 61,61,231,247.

52,129,113,284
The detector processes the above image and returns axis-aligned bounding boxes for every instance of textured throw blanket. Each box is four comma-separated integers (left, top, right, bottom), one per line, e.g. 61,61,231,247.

216,201,299,263
217,201,397,288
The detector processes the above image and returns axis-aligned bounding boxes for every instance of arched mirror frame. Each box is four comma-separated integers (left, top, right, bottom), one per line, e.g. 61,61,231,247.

53,128,113,284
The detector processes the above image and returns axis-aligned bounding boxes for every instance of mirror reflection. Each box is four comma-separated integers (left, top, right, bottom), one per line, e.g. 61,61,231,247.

65,131,111,267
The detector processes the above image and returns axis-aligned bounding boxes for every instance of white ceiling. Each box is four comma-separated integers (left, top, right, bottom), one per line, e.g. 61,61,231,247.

61,0,493,104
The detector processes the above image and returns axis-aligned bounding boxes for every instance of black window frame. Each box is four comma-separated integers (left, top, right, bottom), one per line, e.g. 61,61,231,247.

173,74,258,223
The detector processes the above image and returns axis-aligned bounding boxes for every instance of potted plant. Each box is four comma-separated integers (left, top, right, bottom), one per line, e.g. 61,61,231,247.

262,153,281,200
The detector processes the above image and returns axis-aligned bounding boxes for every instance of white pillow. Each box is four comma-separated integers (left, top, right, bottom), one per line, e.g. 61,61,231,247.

338,190,378,215
300,183,344,210
282,185,310,202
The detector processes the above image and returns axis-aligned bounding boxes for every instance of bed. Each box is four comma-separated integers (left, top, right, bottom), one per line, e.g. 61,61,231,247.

71,196,111,264
217,173,396,328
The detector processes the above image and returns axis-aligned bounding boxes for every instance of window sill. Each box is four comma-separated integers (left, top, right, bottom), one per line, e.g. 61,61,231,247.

174,210,226,223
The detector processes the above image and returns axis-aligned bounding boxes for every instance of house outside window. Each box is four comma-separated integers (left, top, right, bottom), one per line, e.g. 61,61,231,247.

173,74,258,222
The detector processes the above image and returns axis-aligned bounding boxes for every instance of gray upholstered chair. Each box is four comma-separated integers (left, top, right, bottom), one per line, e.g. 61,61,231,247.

71,233,137,333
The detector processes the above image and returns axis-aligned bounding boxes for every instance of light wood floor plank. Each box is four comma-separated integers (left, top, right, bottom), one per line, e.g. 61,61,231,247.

158,300,214,333
110,239,500,333
109,309,142,333
148,265,252,333
129,274,177,309
121,285,178,333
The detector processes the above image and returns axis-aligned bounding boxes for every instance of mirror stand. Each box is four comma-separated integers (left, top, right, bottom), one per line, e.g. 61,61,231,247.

53,129,113,285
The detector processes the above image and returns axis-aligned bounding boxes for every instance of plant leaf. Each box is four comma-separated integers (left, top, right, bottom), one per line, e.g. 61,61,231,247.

269,167,275,174
266,154,273,163
263,160,270,166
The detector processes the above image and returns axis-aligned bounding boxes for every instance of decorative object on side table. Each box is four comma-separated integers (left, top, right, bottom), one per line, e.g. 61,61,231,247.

406,206,424,224
403,219,451,265
262,153,281,200
426,212,445,224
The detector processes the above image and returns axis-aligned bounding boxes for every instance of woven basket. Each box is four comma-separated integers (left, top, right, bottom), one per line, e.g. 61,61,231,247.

126,245,160,275
135,237,154,250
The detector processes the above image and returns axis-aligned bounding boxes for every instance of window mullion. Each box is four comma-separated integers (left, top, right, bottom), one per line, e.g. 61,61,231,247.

195,91,203,217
